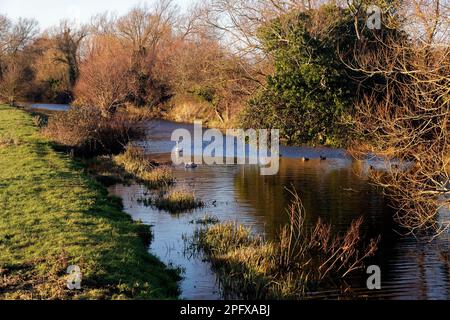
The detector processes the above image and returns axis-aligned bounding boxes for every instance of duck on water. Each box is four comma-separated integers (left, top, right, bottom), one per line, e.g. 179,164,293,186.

185,162,198,169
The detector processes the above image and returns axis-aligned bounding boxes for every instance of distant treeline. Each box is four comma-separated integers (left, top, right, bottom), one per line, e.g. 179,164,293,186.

0,1,448,234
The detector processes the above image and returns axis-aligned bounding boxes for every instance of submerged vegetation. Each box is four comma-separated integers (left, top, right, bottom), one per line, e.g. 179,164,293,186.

113,146,202,214
190,214,220,226
194,190,379,299
0,105,180,299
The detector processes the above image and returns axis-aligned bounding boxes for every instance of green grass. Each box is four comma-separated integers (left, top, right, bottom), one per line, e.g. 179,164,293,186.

0,105,180,299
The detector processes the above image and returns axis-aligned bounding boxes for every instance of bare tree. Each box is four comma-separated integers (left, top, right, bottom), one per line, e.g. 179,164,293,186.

89,12,118,36
0,15,11,53
401,0,449,45
0,15,11,80
0,16,38,105
52,20,88,88
74,36,130,116
348,0,449,235
196,0,326,59
117,0,176,55
115,0,177,106
0,55,33,105
0,17,38,55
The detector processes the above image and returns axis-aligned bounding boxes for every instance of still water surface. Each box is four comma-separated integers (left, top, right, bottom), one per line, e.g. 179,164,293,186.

108,120,449,300
28,103,71,112
27,105,448,300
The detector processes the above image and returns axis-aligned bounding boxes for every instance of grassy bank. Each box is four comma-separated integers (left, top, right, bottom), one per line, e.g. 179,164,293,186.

0,105,179,299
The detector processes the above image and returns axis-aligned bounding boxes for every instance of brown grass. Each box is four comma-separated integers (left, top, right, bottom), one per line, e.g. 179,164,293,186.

195,189,379,299
113,145,174,188
0,136,20,148
43,106,144,156
147,187,204,213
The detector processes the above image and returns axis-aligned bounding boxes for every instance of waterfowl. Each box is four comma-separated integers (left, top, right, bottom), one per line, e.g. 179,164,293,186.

185,162,198,169
175,141,183,154
320,156,327,161
301,157,310,162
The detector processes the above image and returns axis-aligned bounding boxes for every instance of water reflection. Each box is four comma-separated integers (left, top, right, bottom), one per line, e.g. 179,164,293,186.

108,120,449,300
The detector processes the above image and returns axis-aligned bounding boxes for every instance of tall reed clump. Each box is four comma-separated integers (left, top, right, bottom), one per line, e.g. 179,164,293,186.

43,106,144,156
195,189,379,299
114,145,174,188
150,187,204,213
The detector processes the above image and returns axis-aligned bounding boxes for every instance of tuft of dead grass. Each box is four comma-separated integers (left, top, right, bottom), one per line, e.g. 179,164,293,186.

147,187,204,213
195,189,379,299
114,145,174,188
0,136,20,148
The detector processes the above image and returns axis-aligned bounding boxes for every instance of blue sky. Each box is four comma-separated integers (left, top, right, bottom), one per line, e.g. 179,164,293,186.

0,0,190,30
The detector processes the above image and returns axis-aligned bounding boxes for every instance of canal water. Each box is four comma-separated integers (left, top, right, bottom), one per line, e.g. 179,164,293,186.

27,105,449,300
27,103,71,112
108,120,450,300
